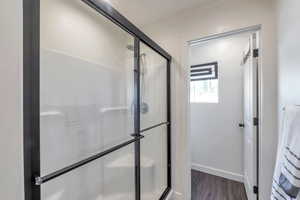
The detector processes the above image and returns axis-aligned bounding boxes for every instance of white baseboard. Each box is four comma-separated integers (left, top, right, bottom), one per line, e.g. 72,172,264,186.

191,163,244,183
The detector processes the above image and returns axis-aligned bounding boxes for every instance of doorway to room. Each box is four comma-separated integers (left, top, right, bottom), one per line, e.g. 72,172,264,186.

188,27,261,200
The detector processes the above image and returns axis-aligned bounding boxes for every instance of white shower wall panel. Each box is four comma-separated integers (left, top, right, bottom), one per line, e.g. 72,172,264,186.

41,144,135,200
40,49,133,175
40,49,135,200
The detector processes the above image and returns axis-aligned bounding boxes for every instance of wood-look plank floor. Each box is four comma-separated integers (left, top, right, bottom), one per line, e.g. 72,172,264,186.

191,170,248,200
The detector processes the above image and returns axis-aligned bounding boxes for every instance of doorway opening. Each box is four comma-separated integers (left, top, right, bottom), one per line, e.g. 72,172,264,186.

188,26,261,200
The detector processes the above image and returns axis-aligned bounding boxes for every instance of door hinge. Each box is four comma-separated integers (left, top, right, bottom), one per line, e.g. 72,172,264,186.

253,186,259,194
253,49,259,58
253,117,259,126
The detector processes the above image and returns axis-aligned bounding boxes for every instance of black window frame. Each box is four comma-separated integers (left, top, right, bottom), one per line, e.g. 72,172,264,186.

23,0,172,200
190,61,218,81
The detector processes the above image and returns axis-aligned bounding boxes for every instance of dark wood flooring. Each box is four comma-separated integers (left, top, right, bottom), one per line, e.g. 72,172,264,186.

191,170,248,200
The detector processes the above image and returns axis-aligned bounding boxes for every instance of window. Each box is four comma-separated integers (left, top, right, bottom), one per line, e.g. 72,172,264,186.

190,62,219,103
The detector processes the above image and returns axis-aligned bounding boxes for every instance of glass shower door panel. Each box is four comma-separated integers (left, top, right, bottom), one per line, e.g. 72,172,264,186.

140,125,168,199
41,144,135,200
139,43,167,129
40,0,135,175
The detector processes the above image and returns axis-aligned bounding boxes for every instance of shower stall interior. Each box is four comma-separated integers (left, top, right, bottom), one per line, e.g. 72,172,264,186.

23,0,171,200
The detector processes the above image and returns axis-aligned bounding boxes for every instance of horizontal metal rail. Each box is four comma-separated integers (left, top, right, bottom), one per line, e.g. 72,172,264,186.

141,122,170,133
35,135,144,185
35,121,169,185
130,122,170,137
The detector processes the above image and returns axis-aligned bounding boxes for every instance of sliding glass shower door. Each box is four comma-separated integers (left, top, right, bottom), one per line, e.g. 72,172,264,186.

40,0,136,199
24,0,171,200
139,43,168,199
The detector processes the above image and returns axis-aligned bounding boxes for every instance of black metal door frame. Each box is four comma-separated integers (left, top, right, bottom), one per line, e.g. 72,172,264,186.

23,0,172,199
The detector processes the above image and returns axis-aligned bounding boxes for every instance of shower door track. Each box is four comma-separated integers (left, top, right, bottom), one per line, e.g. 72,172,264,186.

23,0,172,200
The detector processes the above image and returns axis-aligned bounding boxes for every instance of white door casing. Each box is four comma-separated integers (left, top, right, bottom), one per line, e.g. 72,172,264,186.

242,32,259,200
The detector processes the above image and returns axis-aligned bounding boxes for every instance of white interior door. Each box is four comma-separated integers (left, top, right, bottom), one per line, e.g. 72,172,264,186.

243,32,259,200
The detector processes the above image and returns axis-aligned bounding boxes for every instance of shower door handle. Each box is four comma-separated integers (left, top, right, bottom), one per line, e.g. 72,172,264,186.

238,123,245,128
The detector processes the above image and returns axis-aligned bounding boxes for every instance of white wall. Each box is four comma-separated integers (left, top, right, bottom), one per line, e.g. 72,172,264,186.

190,34,250,182
0,0,24,200
142,0,277,199
277,0,300,136
277,1,300,198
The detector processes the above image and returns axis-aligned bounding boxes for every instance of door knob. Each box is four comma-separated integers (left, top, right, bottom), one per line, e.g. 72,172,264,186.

239,123,245,128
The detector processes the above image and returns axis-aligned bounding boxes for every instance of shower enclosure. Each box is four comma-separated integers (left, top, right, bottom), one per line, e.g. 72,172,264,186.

23,0,171,200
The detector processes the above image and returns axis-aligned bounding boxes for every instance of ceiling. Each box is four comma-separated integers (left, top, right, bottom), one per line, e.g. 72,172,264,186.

108,0,216,27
